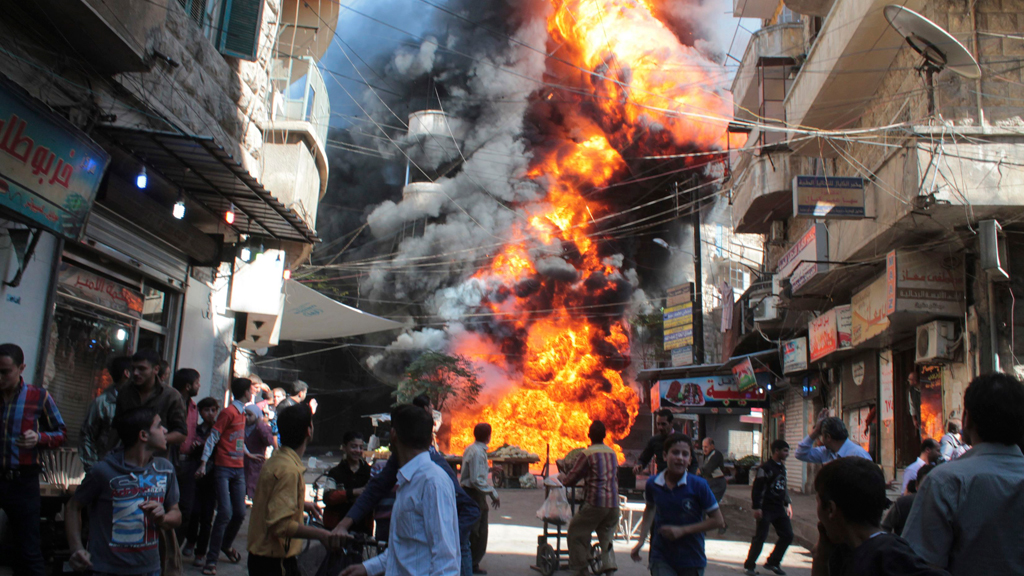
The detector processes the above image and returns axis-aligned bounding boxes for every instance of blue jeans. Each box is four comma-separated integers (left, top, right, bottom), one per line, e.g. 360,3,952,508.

206,466,246,565
0,471,44,576
460,525,473,576
650,561,704,576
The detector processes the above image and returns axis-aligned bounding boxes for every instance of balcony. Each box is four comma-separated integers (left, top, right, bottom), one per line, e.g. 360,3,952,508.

263,56,330,235
731,23,804,125
731,148,797,234
785,0,925,154
270,56,329,148
734,0,781,19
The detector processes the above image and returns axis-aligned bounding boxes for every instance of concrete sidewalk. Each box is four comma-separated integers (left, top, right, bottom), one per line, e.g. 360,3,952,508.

722,483,817,550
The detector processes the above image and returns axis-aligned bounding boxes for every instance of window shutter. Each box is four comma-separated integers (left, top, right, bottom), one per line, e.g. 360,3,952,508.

217,0,264,61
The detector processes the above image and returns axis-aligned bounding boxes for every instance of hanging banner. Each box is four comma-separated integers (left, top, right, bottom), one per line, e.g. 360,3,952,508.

792,175,866,218
783,337,808,373
733,358,758,391
57,262,143,318
654,375,767,412
0,78,109,240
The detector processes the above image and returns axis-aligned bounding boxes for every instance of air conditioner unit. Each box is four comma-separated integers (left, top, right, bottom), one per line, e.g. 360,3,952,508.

753,294,779,322
916,320,956,364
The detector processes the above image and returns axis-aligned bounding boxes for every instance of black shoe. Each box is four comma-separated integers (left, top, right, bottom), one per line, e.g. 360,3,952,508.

743,569,758,576
472,567,487,575
764,564,786,575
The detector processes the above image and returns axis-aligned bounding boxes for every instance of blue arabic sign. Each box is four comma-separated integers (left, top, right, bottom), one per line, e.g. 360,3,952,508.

793,175,865,219
0,80,109,240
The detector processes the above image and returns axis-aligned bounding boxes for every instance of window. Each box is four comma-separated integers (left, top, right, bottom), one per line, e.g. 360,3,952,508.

178,0,224,43
178,0,263,61
728,263,752,295
217,0,266,60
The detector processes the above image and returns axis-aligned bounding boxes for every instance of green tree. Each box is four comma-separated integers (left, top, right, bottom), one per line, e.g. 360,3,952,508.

397,351,482,411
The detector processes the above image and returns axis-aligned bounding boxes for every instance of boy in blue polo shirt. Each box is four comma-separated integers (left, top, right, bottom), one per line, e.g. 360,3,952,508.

631,433,725,576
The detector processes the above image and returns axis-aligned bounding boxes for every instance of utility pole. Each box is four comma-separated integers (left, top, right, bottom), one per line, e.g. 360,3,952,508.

690,175,705,365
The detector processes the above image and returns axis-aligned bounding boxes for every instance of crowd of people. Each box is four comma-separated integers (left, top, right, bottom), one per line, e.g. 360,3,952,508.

4,337,1024,576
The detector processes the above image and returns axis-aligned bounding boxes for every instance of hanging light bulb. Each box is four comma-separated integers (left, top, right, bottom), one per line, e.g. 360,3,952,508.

225,204,236,225
283,269,292,280
240,245,253,262
136,166,148,189
115,328,127,341
172,191,186,220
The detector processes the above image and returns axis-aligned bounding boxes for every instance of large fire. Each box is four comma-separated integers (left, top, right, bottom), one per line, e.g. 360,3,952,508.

445,0,735,462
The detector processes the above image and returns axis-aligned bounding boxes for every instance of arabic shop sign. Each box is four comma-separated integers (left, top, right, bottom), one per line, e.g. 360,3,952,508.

0,80,109,240
809,305,853,362
792,176,866,218
654,375,767,413
58,263,143,318
783,337,808,373
777,222,829,293
885,249,965,316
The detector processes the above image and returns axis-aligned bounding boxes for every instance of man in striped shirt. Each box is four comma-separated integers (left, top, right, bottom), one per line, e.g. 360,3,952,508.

0,343,67,576
559,420,619,576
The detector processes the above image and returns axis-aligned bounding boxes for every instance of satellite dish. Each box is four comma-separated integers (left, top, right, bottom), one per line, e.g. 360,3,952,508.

883,5,981,79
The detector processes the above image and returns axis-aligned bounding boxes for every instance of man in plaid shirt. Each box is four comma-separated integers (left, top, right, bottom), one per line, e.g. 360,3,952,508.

559,420,620,576
0,343,67,576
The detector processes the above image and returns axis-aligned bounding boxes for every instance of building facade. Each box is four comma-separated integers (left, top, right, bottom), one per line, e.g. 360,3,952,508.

725,0,1024,488
0,0,333,445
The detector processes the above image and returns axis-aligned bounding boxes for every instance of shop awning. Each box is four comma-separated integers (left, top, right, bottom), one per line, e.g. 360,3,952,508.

97,127,318,244
638,349,780,382
279,280,402,341
721,349,779,370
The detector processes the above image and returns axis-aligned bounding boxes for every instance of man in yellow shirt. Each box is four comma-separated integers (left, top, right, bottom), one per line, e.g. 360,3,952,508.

247,404,335,576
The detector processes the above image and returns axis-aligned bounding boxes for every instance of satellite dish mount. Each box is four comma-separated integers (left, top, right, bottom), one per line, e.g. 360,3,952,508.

883,5,982,115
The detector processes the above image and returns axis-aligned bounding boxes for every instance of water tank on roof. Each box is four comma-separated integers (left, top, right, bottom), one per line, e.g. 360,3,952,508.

407,110,467,141
401,181,446,212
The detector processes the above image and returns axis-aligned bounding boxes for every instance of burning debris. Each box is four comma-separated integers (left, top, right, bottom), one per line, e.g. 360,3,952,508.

358,0,735,461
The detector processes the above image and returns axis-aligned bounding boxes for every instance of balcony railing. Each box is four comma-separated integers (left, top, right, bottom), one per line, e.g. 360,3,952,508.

270,56,329,146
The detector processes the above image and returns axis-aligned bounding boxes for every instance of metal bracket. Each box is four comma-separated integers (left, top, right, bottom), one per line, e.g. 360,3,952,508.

3,228,42,288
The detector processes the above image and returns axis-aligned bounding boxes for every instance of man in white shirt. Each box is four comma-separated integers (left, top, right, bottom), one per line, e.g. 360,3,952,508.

460,423,501,575
939,420,967,462
340,404,460,576
900,439,939,494
795,411,872,464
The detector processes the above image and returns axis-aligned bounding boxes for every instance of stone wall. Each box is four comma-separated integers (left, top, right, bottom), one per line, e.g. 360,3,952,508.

113,0,283,173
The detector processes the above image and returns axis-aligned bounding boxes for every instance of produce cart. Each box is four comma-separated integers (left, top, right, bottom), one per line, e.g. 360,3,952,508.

442,454,541,488
531,447,605,576
490,455,540,488
532,484,606,576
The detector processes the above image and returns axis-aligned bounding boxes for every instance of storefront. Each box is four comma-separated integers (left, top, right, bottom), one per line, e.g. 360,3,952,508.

0,76,110,385
43,206,187,444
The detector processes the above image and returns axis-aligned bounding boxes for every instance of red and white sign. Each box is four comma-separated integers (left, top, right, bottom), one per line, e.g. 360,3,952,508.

809,309,837,362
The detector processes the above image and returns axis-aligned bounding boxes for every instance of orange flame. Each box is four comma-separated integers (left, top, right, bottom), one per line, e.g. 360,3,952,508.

447,0,734,463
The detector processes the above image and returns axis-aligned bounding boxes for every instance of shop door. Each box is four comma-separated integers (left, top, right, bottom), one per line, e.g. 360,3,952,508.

45,305,133,446
893,349,921,468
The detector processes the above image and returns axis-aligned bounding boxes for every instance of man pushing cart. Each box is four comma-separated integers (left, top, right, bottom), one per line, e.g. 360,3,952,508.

555,420,620,576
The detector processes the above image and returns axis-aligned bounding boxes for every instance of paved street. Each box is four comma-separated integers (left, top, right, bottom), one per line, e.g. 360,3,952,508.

195,480,812,576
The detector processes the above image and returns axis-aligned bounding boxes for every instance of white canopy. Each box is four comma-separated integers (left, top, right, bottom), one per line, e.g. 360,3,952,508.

279,279,402,341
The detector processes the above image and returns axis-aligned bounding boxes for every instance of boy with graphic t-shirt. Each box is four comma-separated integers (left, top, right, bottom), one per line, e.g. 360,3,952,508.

196,378,252,573
66,407,181,575
631,434,725,576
